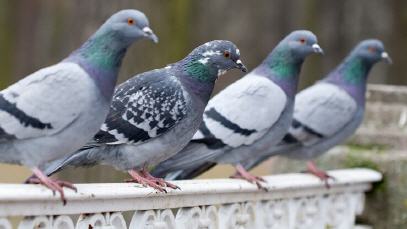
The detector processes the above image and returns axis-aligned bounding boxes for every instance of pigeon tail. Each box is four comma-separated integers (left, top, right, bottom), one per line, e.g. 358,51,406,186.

164,162,217,180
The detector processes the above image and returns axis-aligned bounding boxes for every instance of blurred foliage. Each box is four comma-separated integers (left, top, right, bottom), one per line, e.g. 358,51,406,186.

0,0,403,93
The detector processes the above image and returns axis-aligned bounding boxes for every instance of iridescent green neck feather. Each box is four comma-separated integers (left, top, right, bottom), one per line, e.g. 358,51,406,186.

266,49,299,78
325,55,374,105
65,29,130,100
340,57,371,85
183,59,217,83
77,30,128,71
256,43,302,97
85,38,120,69
264,43,300,79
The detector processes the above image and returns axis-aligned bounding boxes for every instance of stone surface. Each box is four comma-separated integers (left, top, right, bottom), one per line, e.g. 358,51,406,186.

0,169,379,229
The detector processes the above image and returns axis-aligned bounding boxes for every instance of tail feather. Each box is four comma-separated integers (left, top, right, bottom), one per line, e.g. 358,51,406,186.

41,146,101,177
42,155,72,177
165,162,217,180
151,142,222,178
241,140,302,170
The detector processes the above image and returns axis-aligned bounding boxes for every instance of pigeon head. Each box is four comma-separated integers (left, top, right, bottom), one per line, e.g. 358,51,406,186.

350,39,392,65
325,39,391,104
332,39,391,85
263,30,323,75
97,9,158,43
70,9,158,70
66,9,157,101
181,40,247,83
260,30,322,97
282,30,323,60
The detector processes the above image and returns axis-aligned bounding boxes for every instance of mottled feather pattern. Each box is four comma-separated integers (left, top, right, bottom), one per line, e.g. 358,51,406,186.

93,69,188,146
41,40,245,177
156,72,291,177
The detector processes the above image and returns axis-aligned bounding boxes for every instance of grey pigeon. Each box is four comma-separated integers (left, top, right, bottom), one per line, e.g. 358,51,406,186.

41,40,247,192
241,39,391,186
1,9,157,203
152,30,323,188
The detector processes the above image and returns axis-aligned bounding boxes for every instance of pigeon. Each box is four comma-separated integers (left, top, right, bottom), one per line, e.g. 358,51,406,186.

0,9,158,203
152,30,323,188
41,40,247,192
241,39,392,187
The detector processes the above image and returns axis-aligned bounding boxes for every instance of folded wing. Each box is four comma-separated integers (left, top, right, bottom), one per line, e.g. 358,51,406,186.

0,63,91,142
91,70,188,146
288,82,358,145
193,73,287,149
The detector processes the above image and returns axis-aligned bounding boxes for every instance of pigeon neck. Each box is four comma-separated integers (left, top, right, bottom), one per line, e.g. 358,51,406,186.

66,30,130,100
72,29,130,71
260,46,303,98
174,60,215,104
179,56,219,84
324,55,372,105
179,72,215,105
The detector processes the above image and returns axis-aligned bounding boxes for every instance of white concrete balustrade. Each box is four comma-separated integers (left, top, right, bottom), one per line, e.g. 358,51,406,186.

0,168,381,229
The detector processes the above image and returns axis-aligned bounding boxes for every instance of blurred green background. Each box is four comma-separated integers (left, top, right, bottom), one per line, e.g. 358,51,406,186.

0,0,404,181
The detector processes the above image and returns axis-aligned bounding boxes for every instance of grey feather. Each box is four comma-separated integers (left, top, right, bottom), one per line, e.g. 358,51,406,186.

0,9,157,172
44,69,199,173
292,83,357,142
241,83,363,169
241,39,391,170
152,30,323,179
43,40,246,175
94,70,188,146
0,63,111,167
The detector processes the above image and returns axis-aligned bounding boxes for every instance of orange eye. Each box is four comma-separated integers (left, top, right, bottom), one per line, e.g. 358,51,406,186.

368,46,376,53
223,51,230,58
299,38,306,44
127,18,135,25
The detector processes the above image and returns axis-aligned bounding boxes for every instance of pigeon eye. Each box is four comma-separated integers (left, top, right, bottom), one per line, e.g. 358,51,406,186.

299,38,306,44
223,51,230,58
368,46,376,53
127,18,136,25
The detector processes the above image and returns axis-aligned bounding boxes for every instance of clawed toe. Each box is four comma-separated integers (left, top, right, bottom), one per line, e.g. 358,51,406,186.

314,171,334,187
26,177,68,205
255,175,266,182
126,178,167,192
159,179,180,190
55,180,77,192
28,168,77,205
127,169,170,193
321,174,336,189
231,164,268,191
306,161,335,189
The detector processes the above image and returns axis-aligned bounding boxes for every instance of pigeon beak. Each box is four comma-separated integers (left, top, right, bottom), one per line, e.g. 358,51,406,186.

312,43,324,54
381,52,392,64
142,27,159,43
235,59,248,72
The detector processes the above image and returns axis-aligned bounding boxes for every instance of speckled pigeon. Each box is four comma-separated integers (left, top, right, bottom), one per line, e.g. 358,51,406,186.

151,30,323,188
241,39,391,186
0,9,157,203
41,40,247,192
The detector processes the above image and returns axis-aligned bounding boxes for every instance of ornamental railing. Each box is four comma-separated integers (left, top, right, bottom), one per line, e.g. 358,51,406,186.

0,168,381,229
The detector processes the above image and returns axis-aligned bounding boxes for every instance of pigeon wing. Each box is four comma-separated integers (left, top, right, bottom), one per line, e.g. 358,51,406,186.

193,73,287,148
0,63,93,141
92,70,188,146
289,82,358,145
